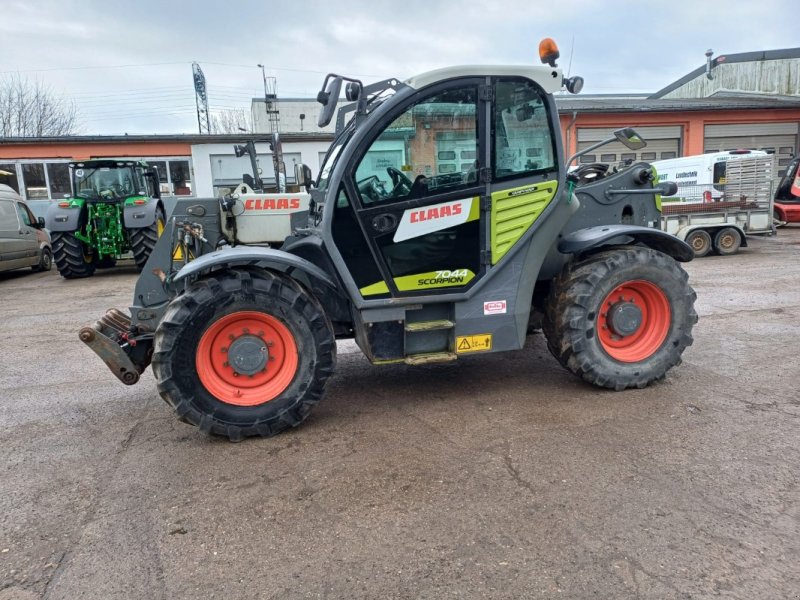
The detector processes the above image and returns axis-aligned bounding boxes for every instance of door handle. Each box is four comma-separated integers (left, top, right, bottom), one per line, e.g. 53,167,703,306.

371,213,398,233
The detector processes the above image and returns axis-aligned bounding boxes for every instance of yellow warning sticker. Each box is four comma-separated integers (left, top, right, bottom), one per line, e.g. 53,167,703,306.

456,334,492,353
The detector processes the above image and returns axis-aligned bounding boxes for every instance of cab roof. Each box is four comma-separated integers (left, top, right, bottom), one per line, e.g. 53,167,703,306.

405,65,565,94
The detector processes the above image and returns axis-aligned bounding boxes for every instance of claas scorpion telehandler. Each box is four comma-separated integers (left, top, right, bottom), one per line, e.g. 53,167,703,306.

79,38,697,440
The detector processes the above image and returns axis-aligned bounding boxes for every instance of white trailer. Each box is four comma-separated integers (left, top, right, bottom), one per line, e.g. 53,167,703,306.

658,154,775,257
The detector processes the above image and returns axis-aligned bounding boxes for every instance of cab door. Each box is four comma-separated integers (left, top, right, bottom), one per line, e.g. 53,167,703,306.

336,79,488,299
0,198,29,270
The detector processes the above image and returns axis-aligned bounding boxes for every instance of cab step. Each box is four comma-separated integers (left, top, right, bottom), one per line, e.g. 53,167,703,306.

404,319,455,332
404,352,457,365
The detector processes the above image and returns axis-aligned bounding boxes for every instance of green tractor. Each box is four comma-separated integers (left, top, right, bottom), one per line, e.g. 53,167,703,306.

45,159,165,278
80,38,697,440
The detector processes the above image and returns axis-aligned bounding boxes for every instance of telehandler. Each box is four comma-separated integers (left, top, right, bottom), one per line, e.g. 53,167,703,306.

80,38,697,439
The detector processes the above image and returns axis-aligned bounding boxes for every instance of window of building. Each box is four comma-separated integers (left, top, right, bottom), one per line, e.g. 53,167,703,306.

600,153,616,162
47,163,71,198
579,154,597,164
660,151,677,160
22,164,48,199
641,152,657,161
0,164,20,193
169,160,192,195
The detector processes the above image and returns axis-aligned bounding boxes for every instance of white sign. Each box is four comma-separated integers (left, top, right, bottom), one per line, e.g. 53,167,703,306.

393,197,473,243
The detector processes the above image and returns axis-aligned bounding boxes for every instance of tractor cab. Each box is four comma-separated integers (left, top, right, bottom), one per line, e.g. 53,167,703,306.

70,159,160,203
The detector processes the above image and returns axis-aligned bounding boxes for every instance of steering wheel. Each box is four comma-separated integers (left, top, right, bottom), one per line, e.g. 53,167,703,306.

387,166,413,196
569,162,609,185
357,176,387,202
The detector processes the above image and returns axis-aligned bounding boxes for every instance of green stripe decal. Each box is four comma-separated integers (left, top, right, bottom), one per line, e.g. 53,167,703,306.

491,181,557,264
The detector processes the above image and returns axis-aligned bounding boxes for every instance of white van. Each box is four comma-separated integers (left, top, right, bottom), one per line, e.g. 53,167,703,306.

0,184,53,274
653,150,768,203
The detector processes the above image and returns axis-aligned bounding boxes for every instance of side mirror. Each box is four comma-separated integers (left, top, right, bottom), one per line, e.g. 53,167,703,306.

659,182,678,196
37,216,45,227
317,76,343,128
294,163,314,189
614,128,647,150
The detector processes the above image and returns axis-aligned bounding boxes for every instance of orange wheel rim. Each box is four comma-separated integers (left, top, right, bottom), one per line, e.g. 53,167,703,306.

196,311,298,406
598,280,670,362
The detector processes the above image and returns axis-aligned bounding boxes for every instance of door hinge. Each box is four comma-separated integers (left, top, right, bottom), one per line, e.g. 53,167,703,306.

480,195,492,211
480,87,494,102
479,167,491,184
480,249,492,265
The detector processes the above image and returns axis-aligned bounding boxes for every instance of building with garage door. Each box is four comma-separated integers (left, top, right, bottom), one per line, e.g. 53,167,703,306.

559,47,800,182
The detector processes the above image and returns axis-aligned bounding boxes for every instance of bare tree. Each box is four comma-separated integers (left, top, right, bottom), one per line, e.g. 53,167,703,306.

0,74,80,137
210,108,252,134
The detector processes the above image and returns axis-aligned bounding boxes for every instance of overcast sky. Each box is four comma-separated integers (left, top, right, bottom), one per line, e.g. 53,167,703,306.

2,0,798,135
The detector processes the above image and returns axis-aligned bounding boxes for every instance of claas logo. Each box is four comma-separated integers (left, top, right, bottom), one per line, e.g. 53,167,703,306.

244,198,302,210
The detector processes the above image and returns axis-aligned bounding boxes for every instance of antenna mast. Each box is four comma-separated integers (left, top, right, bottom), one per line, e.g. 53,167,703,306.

192,62,211,134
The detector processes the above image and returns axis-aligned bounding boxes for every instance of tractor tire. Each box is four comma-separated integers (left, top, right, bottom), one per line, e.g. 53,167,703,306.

542,246,697,390
685,230,712,258
32,247,52,272
129,207,165,271
714,227,741,256
152,268,336,440
51,232,96,279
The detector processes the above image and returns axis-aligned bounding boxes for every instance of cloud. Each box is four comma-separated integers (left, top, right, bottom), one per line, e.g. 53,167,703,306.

1,0,797,134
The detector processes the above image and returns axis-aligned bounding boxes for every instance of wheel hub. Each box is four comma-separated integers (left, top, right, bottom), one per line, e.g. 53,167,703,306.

606,301,643,337
228,334,269,375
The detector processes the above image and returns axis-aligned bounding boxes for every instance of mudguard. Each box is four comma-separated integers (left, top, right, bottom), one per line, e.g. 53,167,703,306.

123,199,161,228
558,224,694,262
44,201,84,232
172,245,339,290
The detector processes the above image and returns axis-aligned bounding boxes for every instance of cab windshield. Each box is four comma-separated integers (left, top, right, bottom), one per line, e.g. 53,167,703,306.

73,166,143,201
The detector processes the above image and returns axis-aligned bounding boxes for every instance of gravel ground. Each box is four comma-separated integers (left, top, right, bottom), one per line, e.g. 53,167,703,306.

1,228,799,599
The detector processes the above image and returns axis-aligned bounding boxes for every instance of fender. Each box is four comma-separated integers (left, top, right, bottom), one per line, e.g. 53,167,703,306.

173,245,339,291
44,200,85,232
558,224,694,262
123,198,161,228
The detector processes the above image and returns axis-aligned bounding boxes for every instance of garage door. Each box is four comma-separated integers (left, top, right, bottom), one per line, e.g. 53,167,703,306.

705,123,798,179
577,126,681,166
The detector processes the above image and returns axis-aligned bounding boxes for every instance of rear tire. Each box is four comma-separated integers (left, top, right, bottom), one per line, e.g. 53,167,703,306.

542,246,697,390
685,230,712,258
713,227,741,256
152,269,336,440
51,232,96,279
129,207,165,271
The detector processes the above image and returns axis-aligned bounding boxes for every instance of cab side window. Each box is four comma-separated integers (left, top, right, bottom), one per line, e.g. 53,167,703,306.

354,86,479,204
493,79,555,180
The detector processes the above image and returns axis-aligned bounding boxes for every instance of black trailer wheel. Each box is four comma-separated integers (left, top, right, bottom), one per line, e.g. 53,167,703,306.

32,247,52,272
685,230,712,258
714,227,741,256
152,269,336,440
51,232,96,279
129,206,165,271
542,246,697,390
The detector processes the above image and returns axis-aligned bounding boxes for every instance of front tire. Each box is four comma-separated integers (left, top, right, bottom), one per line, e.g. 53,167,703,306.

152,269,336,440
542,246,697,390
32,247,52,272
51,232,96,279
129,206,165,271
